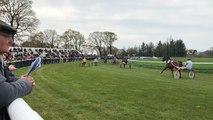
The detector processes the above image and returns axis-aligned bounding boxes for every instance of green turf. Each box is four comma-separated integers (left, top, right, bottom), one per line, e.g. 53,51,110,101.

14,62,213,120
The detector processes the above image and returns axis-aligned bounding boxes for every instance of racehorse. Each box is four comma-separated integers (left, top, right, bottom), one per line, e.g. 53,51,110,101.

120,57,131,68
160,56,183,77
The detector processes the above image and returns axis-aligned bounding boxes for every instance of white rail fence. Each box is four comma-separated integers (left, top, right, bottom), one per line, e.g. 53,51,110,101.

7,98,43,120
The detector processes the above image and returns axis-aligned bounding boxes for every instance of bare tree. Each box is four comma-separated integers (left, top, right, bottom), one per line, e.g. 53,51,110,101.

22,32,45,47
31,32,44,47
87,32,105,57
73,31,85,51
103,32,118,54
61,29,85,50
0,0,39,41
61,29,75,49
54,35,63,48
43,29,58,48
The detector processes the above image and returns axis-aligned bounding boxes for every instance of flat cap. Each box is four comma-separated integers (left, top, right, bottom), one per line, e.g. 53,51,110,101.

0,20,17,35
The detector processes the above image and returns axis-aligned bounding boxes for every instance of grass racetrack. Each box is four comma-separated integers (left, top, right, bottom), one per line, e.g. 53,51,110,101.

14,62,213,120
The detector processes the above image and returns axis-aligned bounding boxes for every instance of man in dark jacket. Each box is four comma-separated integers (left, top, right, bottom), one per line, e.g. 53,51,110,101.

0,20,35,120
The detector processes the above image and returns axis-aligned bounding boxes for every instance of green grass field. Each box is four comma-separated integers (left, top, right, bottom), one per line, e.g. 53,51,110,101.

14,62,213,120
172,57,213,62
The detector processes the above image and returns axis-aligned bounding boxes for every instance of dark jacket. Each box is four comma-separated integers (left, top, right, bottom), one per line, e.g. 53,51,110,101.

0,61,32,120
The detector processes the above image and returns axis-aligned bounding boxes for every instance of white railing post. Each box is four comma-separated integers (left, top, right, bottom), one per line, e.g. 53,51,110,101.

7,98,43,120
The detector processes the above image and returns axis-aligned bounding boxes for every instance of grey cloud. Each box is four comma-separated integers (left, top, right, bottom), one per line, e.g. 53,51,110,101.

33,0,213,51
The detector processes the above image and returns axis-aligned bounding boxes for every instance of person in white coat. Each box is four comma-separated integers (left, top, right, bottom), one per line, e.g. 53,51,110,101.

179,58,193,70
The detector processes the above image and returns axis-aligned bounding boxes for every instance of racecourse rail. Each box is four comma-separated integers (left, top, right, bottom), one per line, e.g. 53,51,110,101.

129,59,213,73
7,98,43,120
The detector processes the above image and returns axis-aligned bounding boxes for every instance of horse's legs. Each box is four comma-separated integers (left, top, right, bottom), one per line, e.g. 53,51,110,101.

179,70,182,78
160,67,167,74
170,69,173,76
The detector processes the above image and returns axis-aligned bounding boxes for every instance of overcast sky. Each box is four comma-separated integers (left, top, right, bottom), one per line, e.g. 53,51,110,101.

32,0,213,52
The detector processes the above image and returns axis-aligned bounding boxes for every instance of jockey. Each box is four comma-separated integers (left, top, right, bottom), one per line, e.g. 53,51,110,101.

167,59,173,64
112,56,117,63
178,58,193,70
93,57,98,66
122,57,128,65
82,57,87,64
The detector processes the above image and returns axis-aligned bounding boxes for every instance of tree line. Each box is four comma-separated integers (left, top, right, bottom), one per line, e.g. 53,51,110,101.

117,38,186,57
18,29,188,57
22,30,118,58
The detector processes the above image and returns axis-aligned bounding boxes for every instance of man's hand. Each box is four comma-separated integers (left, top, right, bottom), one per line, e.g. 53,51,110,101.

20,75,35,87
8,64,16,71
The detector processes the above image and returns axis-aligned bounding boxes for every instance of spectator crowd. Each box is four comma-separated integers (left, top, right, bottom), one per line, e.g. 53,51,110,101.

5,47,83,67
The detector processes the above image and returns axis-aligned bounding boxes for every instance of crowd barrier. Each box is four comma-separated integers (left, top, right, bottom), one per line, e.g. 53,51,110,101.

6,57,83,68
7,98,43,120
